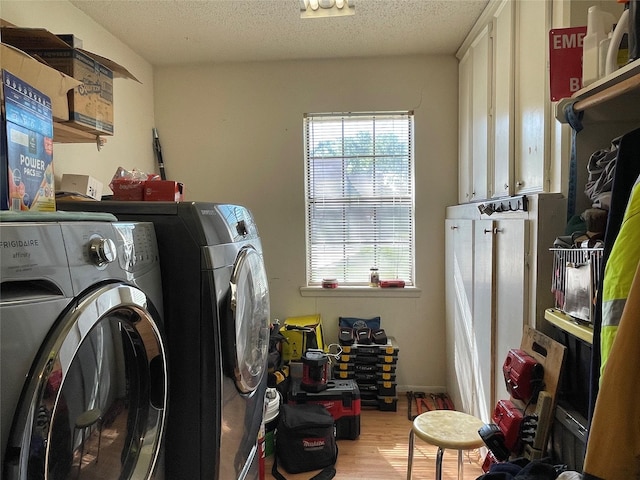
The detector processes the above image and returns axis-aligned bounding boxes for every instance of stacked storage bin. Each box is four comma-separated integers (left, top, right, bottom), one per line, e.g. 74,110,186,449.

333,336,399,411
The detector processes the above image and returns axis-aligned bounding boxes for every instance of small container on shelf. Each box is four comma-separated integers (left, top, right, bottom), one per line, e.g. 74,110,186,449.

369,267,379,287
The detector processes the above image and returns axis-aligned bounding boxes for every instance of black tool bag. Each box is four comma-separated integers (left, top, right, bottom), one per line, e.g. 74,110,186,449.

272,403,337,480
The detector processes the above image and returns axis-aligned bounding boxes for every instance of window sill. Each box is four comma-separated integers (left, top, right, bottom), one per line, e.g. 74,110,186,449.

299,286,421,298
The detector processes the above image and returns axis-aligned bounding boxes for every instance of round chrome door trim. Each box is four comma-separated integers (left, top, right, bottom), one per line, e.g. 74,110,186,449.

230,246,270,394
4,283,168,480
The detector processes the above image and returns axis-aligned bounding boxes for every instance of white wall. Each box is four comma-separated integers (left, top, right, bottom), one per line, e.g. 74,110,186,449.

3,1,461,391
1,1,157,190
154,56,460,390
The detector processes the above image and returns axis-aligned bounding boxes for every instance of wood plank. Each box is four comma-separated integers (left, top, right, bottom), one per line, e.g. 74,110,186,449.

516,325,567,459
519,325,566,408
53,122,107,146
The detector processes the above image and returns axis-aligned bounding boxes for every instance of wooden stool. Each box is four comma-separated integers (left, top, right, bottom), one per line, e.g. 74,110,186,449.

407,409,485,480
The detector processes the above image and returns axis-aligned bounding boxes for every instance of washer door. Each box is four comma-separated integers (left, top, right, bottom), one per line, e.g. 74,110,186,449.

229,245,270,394
4,283,167,480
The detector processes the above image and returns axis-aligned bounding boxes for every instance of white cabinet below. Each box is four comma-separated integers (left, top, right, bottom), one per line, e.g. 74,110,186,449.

445,193,566,419
445,216,528,421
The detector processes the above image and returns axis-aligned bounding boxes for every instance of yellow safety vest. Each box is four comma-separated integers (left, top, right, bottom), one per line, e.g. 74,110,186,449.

600,178,640,377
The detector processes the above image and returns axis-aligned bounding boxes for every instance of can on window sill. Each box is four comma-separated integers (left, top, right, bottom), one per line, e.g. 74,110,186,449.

322,278,338,289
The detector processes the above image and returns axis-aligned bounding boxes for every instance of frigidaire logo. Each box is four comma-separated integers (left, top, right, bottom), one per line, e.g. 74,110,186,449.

0,239,40,248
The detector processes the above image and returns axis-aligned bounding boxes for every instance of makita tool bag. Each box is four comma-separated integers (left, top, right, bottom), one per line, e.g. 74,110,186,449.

272,403,337,479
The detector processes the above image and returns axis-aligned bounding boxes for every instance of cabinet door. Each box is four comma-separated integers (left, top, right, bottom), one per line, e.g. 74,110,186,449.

446,217,529,417
494,218,529,402
514,0,550,194
458,23,492,204
475,218,529,411
445,219,475,414
474,220,496,423
471,23,492,202
458,50,473,204
492,0,514,198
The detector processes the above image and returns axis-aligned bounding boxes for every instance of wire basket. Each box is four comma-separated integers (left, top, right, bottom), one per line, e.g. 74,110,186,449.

550,247,604,323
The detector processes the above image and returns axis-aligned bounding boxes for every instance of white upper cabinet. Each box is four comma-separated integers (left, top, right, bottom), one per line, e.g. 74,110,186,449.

492,0,514,199
459,23,492,203
513,0,551,195
458,0,551,204
459,49,473,204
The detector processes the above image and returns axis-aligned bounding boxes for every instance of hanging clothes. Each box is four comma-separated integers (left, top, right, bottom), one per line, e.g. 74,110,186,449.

584,136,619,210
583,260,640,479
587,127,640,422
599,175,640,374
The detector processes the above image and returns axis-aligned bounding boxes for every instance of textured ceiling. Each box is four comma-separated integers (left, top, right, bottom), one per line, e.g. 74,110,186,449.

68,0,489,66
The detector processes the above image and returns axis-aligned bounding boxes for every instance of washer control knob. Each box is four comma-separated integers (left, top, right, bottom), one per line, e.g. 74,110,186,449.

89,237,117,266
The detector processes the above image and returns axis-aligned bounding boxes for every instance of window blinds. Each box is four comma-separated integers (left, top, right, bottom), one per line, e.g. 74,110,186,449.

304,112,415,286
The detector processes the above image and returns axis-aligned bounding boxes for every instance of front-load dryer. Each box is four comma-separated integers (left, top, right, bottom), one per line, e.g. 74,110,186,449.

1,213,168,480
57,200,270,480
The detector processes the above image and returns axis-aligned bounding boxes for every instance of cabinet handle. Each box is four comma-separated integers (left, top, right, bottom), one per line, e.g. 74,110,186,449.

484,228,492,234
495,228,503,234
450,225,459,230
504,183,509,190
484,228,504,235
516,181,523,187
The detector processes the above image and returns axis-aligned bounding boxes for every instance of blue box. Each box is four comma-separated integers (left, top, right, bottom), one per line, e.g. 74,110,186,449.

1,70,55,211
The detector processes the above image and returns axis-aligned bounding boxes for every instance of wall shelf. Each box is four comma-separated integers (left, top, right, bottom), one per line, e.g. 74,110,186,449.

556,59,640,125
545,308,593,344
53,122,105,147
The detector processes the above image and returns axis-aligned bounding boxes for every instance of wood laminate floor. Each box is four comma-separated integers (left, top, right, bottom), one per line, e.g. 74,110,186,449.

265,402,485,480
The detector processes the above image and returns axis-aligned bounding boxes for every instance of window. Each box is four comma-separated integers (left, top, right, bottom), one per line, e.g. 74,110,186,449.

304,111,415,286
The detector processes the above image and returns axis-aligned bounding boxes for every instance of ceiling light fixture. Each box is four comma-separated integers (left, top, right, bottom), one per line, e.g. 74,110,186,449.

300,0,355,19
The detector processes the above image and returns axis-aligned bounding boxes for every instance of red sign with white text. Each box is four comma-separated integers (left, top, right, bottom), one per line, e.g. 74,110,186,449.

549,26,587,101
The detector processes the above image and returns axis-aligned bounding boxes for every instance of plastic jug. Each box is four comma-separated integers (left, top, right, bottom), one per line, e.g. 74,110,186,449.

583,5,617,86
605,1,631,75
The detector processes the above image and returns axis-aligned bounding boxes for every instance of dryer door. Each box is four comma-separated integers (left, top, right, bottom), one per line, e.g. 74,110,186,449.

4,283,168,480
229,245,270,394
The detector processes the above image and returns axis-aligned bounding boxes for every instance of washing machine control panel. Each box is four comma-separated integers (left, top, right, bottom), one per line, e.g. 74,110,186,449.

112,222,159,272
60,221,160,288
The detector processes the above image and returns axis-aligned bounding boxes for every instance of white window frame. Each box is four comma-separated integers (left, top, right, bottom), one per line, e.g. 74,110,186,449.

303,111,415,287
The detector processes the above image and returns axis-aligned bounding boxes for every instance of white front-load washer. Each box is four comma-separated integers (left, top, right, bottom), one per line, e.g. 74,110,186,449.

1,213,168,480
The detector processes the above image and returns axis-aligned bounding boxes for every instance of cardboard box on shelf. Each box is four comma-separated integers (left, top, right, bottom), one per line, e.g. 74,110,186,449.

39,48,115,136
60,174,103,200
144,180,184,202
1,70,56,211
1,25,139,136
0,43,80,121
